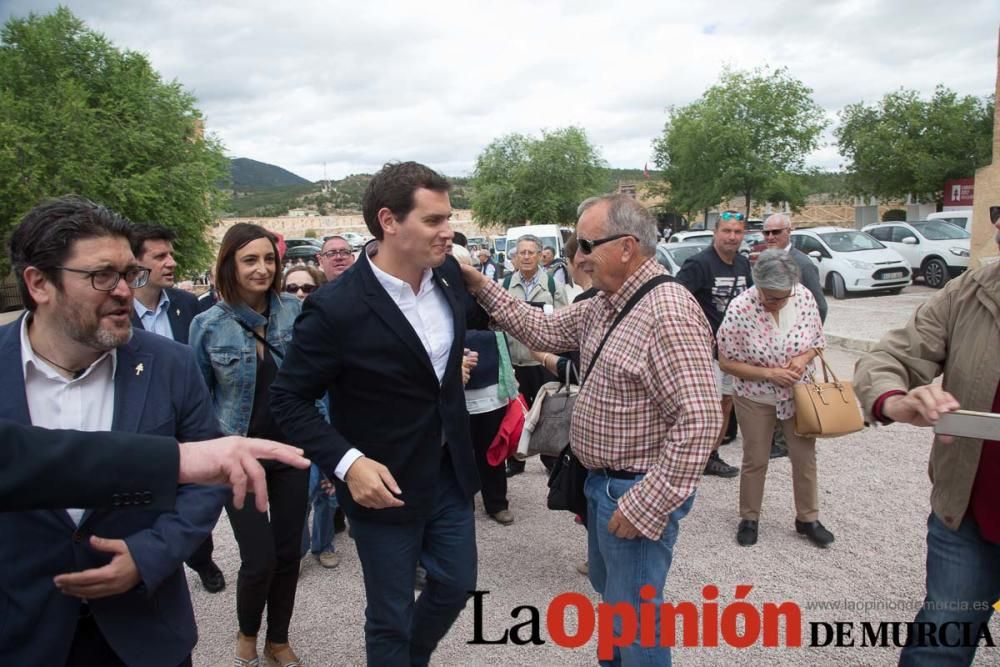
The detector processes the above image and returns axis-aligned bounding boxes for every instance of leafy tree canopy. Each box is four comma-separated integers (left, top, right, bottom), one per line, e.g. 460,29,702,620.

0,7,228,275
470,126,606,227
653,66,827,217
836,86,993,205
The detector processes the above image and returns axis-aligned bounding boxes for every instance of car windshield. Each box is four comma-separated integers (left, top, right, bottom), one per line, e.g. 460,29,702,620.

818,231,885,252
910,221,970,240
665,245,704,266
674,234,712,244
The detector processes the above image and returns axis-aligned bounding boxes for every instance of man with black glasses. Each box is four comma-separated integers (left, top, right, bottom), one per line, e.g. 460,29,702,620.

317,235,356,282
762,214,827,322
676,210,753,478
0,196,225,667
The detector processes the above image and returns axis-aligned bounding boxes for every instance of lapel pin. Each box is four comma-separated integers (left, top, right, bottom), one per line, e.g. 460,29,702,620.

175,308,181,317
135,363,144,376
440,276,450,288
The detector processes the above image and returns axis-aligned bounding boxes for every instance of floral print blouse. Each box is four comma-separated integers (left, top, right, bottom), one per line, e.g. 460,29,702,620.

717,287,826,420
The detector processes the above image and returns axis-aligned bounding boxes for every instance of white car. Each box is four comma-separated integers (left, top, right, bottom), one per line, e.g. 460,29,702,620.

862,221,970,289
790,227,911,299
655,242,706,275
668,230,752,256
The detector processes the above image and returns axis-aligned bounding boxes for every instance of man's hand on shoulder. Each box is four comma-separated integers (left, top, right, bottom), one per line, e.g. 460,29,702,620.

459,262,488,295
344,457,405,509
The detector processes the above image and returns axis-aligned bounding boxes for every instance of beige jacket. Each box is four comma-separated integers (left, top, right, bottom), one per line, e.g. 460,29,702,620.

854,261,1000,531
504,270,569,366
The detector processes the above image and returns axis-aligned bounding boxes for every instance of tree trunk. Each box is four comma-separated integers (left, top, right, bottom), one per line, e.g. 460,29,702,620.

744,191,752,220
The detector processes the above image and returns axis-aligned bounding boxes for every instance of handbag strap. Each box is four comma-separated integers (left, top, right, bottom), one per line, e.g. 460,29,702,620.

583,275,673,388
814,348,834,383
234,317,284,360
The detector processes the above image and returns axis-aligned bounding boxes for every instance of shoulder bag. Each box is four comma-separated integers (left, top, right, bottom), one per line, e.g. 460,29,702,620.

792,348,864,438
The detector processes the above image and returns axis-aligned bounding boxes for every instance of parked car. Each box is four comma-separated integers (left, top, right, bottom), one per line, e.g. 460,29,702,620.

655,242,707,275
790,227,911,299
744,231,767,264
285,237,323,251
668,230,752,256
861,220,970,288
926,209,973,232
324,231,367,250
284,244,322,262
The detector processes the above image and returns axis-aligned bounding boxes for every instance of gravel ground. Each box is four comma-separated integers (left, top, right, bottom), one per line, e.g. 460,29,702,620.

189,343,1000,666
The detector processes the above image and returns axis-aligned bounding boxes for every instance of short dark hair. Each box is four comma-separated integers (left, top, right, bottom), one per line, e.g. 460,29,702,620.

283,264,326,288
8,195,134,311
543,245,556,254
130,223,177,259
362,161,450,240
563,234,578,260
453,231,467,247
215,223,282,305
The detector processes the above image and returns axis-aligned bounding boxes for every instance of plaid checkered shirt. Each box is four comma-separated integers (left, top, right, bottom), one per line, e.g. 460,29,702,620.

477,259,722,539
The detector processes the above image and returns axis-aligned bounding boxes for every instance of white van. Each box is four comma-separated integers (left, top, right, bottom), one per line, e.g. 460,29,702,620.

927,209,972,231
504,224,568,258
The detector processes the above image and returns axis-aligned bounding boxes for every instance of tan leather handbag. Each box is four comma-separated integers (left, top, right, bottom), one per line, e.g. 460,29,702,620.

793,349,864,438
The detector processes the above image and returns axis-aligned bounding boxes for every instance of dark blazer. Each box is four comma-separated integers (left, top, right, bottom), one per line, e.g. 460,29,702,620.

0,420,178,512
130,286,201,344
0,320,225,666
789,246,829,323
271,252,487,523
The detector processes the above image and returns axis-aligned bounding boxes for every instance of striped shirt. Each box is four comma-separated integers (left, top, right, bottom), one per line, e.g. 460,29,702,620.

477,259,721,539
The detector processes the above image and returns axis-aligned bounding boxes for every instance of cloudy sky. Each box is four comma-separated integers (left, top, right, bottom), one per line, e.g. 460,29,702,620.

3,0,998,181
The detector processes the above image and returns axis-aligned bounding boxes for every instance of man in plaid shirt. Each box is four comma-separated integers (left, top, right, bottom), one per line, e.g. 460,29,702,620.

460,194,720,666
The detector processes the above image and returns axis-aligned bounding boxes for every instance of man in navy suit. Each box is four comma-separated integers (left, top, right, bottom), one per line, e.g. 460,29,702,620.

129,222,225,593
272,162,486,666
0,196,226,666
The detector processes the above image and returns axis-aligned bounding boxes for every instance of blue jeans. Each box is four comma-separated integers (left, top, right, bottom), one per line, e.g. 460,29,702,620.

899,512,1000,667
585,470,695,667
348,457,477,666
300,465,338,557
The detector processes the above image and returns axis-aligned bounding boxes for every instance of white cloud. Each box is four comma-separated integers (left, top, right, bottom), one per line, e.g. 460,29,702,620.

3,0,997,180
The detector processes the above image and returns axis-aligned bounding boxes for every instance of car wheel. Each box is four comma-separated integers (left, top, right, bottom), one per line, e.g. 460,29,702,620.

830,272,847,300
923,258,948,289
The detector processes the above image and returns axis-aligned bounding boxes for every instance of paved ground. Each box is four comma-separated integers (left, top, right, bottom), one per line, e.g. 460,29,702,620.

188,281,1000,666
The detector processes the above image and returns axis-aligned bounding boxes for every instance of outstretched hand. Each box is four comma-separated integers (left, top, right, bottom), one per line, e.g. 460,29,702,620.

458,262,488,295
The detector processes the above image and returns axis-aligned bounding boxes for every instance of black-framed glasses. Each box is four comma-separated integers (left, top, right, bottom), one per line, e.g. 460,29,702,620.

720,211,745,221
55,266,150,291
318,249,352,259
578,234,636,254
760,288,795,305
762,228,789,236
284,283,318,295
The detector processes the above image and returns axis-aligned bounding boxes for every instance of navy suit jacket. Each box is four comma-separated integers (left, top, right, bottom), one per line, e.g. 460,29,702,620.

271,252,488,523
0,319,225,666
130,287,201,344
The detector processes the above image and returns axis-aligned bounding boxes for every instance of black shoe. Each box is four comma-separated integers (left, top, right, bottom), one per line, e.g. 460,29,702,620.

795,520,835,547
736,520,758,546
505,461,525,478
704,451,739,478
194,561,226,593
769,442,788,459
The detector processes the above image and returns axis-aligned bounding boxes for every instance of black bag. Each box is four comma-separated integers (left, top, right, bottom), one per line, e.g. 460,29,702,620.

545,275,673,514
546,444,588,514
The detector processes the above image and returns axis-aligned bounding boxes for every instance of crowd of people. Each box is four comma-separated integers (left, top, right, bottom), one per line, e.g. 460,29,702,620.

1,161,998,667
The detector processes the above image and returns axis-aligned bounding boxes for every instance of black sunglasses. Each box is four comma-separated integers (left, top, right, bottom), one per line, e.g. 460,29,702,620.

284,283,318,294
578,234,636,254
761,228,789,236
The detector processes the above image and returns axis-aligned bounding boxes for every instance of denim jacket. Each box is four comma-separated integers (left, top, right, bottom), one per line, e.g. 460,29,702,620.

189,292,301,436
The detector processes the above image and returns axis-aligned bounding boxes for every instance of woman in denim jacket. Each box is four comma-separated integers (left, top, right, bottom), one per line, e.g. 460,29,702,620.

189,223,307,667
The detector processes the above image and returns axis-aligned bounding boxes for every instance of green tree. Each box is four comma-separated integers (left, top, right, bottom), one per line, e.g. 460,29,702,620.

836,86,993,206
0,8,228,275
652,66,827,218
470,126,606,227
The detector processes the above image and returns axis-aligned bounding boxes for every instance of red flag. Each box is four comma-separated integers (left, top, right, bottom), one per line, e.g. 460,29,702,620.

643,163,650,179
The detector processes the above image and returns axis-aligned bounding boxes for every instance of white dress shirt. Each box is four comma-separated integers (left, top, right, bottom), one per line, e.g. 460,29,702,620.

20,315,117,524
333,255,454,480
133,289,173,339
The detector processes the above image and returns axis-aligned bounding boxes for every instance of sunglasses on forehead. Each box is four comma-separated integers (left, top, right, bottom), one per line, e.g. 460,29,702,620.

577,234,637,254
284,283,317,294
720,211,745,221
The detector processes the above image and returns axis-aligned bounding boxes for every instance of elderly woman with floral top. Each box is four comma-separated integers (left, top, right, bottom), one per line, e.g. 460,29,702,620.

718,249,834,549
